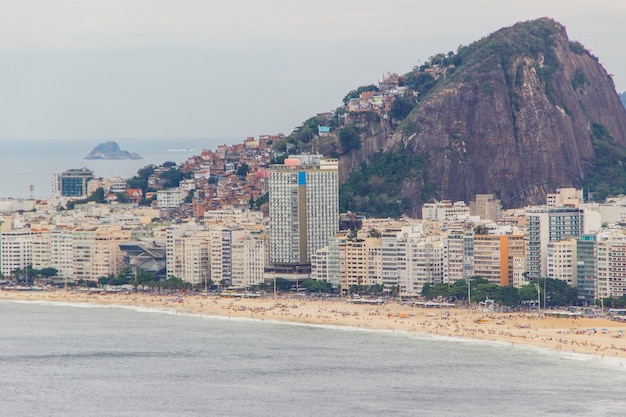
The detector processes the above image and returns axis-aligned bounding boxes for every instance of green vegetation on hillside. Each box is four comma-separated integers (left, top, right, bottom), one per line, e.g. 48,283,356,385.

339,125,361,153
342,84,379,105
127,165,156,192
583,123,626,201
339,150,436,218
451,19,561,79
272,113,339,154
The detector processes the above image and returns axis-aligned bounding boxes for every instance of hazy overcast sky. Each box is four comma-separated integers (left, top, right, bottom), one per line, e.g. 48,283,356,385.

1,0,624,141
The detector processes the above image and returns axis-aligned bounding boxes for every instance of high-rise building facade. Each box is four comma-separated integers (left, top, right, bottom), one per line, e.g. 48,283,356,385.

525,207,584,280
0,229,32,277
54,168,94,198
231,229,268,288
473,234,525,286
576,234,596,304
268,155,338,268
596,232,626,299
444,229,474,284
546,238,577,286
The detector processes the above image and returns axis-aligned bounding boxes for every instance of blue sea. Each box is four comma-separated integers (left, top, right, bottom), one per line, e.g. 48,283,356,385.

1,300,626,417
0,138,235,199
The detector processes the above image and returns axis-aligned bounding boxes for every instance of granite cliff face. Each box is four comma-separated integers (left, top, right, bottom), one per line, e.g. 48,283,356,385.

342,18,626,213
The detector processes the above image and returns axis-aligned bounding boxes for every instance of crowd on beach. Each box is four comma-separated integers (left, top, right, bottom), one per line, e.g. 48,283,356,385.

3,289,626,365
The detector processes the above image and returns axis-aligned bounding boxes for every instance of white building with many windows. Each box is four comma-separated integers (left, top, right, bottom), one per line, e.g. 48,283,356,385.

0,229,32,277
268,155,338,274
525,207,584,280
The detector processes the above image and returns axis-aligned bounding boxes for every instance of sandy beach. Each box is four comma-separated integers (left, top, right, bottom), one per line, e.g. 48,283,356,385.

3,289,626,365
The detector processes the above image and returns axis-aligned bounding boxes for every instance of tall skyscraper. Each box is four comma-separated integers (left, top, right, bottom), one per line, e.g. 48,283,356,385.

268,155,338,277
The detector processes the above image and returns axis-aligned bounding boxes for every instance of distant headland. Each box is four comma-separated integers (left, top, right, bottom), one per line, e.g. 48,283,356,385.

84,141,142,160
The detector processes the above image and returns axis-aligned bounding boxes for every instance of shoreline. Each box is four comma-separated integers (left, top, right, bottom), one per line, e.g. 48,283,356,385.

3,290,626,367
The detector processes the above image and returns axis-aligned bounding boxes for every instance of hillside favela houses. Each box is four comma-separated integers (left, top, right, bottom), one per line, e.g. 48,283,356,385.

1,57,626,306
2,128,625,306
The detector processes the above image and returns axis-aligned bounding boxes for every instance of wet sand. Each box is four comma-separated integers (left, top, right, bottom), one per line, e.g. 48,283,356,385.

3,289,626,365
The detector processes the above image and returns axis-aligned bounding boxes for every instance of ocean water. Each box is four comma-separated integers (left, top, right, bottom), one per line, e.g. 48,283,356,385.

1,301,626,417
0,138,234,199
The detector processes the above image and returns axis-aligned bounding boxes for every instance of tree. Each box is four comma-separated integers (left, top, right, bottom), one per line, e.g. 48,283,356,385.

116,192,130,203
66,187,107,210
421,282,432,298
98,274,115,286
496,286,520,307
274,278,293,291
368,284,383,295
236,163,250,177
127,165,156,192
390,95,416,121
342,84,379,105
405,72,437,94
339,125,361,153
301,279,333,293
159,167,191,188
472,282,501,302
449,280,469,300
136,270,156,286
162,277,192,291
39,267,58,277
518,283,538,303
474,225,490,235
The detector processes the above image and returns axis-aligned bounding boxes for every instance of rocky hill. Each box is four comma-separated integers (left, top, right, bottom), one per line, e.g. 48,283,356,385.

85,141,142,160
333,18,626,217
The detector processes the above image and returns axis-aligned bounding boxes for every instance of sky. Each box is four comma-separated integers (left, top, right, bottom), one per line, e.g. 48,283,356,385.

0,0,624,142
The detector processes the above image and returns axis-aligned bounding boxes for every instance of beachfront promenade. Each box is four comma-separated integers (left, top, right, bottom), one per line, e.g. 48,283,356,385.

4,290,626,365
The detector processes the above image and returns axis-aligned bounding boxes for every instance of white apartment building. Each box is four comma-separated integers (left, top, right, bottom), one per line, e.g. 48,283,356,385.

381,228,405,292
596,232,626,298
339,237,383,290
268,155,338,266
72,226,130,282
181,232,211,286
50,227,74,281
209,226,235,286
443,229,474,284
525,207,584,280
166,223,211,285
31,228,51,271
0,229,32,277
547,238,577,286
311,246,330,283
157,188,185,209
422,200,470,221
470,194,502,222
406,235,445,294
203,208,263,225
231,230,268,288
546,188,584,208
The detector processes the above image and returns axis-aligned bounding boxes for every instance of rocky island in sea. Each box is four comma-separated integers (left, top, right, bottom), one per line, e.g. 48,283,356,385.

84,141,142,160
